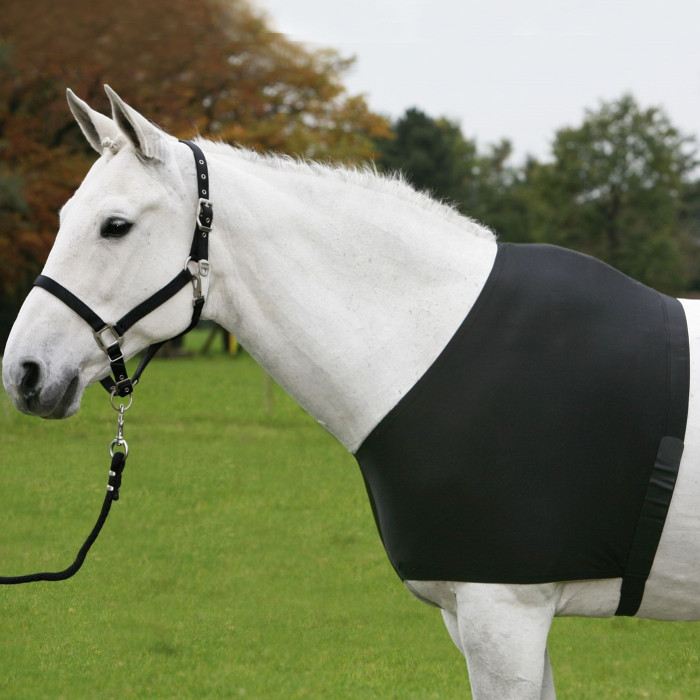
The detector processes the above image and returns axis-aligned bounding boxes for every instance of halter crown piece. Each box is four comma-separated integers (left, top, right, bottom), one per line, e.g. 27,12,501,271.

33,140,213,398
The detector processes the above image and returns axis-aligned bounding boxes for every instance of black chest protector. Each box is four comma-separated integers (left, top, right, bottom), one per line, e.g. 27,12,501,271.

355,243,689,616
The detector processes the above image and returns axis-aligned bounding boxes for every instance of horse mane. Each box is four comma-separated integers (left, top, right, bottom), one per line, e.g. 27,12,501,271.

195,139,496,241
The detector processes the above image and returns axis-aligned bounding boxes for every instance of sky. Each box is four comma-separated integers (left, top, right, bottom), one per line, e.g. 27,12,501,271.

257,0,700,164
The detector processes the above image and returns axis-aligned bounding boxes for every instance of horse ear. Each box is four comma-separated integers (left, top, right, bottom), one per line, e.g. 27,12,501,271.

104,85,168,162
66,89,120,155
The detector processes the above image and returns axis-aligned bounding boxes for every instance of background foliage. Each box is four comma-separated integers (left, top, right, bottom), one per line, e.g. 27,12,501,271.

376,96,700,294
0,0,389,348
2,0,700,348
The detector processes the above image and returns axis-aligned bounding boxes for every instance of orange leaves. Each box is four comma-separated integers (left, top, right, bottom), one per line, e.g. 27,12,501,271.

0,0,389,299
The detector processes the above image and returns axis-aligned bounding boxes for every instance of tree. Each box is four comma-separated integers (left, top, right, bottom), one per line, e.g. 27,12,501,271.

677,179,700,289
376,108,531,241
1,0,388,158
526,94,698,292
376,108,477,205
0,0,389,348
462,140,533,243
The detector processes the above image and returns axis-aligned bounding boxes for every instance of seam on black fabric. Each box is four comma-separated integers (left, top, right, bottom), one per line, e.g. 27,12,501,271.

623,295,672,564
661,296,673,438
615,296,689,616
667,297,691,441
355,243,509,454
615,296,670,615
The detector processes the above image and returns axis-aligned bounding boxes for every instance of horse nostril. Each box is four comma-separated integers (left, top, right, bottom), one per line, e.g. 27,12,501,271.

20,361,42,401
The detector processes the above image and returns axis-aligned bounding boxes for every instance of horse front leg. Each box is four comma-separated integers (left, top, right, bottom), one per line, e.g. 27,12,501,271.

450,582,558,700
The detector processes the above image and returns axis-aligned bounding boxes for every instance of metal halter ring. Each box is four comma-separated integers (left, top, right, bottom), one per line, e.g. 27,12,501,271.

109,438,129,459
110,390,133,412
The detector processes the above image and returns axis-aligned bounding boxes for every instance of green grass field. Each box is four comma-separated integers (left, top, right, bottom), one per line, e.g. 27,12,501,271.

1,335,698,698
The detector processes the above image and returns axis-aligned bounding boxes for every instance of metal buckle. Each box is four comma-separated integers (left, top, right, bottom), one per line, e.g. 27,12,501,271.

93,324,122,353
113,376,133,396
197,198,213,233
185,258,211,304
190,272,203,302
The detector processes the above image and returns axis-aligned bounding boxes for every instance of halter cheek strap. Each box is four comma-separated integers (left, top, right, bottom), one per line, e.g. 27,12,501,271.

33,139,212,397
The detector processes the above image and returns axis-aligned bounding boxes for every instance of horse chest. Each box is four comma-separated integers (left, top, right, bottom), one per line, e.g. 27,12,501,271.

356,243,689,617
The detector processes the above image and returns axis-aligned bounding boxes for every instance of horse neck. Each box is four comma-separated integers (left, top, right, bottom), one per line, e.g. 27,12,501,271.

200,145,498,452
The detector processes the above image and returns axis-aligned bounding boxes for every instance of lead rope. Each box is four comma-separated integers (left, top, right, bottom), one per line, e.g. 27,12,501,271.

0,395,131,584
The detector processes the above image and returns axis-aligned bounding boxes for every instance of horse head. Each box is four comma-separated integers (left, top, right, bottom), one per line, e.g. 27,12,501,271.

3,87,203,418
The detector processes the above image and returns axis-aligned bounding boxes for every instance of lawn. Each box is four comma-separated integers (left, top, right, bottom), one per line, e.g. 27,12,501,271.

1,335,698,698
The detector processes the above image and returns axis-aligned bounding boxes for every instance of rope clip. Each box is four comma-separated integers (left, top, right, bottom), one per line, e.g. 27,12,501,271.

109,397,130,459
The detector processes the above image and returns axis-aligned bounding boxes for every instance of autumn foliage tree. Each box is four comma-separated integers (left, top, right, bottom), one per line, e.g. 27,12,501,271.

0,0,389,346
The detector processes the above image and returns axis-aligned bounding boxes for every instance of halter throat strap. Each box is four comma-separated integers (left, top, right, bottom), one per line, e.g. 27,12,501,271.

32,139,212,397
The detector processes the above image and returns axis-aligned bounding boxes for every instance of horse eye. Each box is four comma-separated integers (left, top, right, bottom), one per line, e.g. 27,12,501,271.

100,217,133,238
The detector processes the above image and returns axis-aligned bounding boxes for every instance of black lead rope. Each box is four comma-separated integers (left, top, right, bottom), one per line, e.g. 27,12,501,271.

0,455,126,584
0,404,129,585
1,140,212,584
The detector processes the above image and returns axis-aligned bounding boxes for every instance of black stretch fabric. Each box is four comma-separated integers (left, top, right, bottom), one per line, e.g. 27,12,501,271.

355,243,689,615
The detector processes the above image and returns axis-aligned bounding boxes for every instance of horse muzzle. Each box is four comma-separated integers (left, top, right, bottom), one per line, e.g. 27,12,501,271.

3,356,82,418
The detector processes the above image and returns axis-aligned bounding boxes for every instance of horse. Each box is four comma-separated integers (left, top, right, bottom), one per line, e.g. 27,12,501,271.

2,86,699,699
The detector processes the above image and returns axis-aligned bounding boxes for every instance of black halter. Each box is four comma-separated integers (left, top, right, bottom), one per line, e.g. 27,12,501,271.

33,140,213,398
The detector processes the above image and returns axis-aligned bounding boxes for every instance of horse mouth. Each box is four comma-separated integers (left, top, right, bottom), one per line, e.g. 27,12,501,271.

46,374,82,418
20,373,82,419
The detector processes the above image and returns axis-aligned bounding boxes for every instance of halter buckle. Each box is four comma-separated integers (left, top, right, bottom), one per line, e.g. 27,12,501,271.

191,272,203,301
197,198,213,233
93,324,122,353
185,258,211,304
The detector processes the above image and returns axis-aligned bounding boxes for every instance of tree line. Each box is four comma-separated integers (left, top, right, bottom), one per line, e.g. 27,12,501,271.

1,0,699,349
376,99,700,295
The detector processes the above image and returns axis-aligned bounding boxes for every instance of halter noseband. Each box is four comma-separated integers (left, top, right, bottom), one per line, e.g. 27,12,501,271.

33,140,213,398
